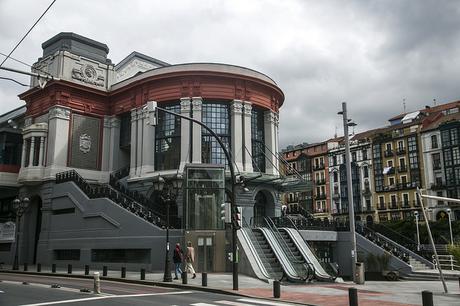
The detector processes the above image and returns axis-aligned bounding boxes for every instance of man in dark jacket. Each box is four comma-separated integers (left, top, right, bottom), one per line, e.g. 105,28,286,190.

173,243,183,280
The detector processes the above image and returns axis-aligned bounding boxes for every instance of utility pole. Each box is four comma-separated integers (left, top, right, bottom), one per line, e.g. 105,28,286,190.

340,102,357,283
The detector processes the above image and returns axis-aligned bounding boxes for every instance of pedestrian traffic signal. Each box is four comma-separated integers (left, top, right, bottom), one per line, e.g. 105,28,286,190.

220,202,231,223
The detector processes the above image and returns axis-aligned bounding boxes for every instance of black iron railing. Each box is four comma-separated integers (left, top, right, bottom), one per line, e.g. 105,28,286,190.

55,170,180,229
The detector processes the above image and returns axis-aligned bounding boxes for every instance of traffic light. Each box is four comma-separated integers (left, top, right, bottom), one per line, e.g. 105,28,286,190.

220,202,231,223
232,206,242,229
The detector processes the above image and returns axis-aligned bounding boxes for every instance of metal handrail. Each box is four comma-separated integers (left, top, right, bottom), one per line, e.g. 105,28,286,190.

242,217,283,280
433,255,460,271
264,217,310,281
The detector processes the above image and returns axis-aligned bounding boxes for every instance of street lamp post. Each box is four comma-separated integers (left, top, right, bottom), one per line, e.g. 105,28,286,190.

12,197,30,270
446,208,453,245
338,102,357,283
153,175,183,282
414,211,420,251
149,102,240,290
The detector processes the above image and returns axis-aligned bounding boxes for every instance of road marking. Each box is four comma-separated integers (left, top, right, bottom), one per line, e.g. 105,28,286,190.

237,298,298,306
215,300,255,306
191,304,218,306
0,290,4,293
19,290,194,306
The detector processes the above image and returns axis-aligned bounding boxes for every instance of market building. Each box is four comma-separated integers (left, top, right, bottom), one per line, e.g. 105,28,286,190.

0,32,286,271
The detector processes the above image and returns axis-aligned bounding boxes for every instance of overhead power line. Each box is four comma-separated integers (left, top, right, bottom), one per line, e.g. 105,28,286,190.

0,76,29,87
0,0,57,68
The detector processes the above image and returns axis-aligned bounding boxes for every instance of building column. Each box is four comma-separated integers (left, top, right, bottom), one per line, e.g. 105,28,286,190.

47,106,71,168
191,97,202,164
101,117,112,172
231,100,244,172
136,108,144,176
21,138,27,167
242,101,253,172
179,97,191,172
129,109,138,177
109,116,121,171
142,107,155,175
28,137,35,167
38,136,45,166
274,112,280,174
264,110,278,175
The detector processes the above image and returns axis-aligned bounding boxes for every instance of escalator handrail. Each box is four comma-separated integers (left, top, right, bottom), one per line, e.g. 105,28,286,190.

241,217,283,280
264,217,310,280
283,227,336,281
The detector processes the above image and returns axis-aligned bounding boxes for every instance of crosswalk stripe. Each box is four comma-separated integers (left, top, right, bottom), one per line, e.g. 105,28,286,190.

215,300,255,306
237,298,297,306
190,303,218,306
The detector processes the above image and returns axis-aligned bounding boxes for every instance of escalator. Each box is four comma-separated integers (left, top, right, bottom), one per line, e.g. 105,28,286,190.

239,218,313,282
281,227,336,282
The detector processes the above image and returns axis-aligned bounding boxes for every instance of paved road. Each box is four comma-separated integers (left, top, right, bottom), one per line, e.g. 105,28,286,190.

0,273,298,306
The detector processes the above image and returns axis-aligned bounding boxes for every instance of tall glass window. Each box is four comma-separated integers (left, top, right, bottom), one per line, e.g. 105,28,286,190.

155,104,181,170
201,103,231,165
251,108,265,172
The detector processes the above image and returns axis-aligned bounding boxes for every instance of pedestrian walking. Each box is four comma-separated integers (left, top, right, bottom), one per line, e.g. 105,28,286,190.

185,241,196,279
173,243,183,280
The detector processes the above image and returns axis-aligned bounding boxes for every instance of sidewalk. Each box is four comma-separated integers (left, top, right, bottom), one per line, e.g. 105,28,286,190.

1,265,459,306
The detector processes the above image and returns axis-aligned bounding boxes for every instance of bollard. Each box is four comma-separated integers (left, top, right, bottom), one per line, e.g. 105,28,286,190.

37,263,41,272
421,290,433,306
67,264,72,274
202,272,207,287
273,280,281,298
93,272,101,294
52,264,56,273
121,267,126,278
182,271,187,284
103,266,107,277
349,287,358,306
85,265,89,275
140,268,145,280
23,263,28,271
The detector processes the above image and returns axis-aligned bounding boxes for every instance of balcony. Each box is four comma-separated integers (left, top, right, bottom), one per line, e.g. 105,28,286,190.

332,192,340,199
384,150,394,157
430,182,445,190
389,202,399,209
361,188,372,197
364,205,375,212
315,179,326,185
433,163,442,170
315,193,327,200
384,167,395,175
313,208,328,214
398,166,407,173
396,148,406,155
377,204,387,210
313,163,325,171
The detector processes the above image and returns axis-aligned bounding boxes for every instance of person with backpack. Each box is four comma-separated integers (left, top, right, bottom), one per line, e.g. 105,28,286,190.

173,243,183,280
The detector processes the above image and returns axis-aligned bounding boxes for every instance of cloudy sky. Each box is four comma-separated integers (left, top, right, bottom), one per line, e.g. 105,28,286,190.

1,0,460,148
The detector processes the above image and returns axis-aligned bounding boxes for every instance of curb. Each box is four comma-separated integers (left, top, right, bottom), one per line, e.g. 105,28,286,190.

0,270,314,306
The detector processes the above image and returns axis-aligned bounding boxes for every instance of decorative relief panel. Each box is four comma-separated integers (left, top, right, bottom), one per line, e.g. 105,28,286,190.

69,114,101,170
48,106,71,120
115,59,155,83
71,63,105,87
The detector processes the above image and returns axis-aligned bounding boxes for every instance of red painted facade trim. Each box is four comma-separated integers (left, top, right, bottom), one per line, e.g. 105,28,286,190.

20,70,284,118
0,164,21,173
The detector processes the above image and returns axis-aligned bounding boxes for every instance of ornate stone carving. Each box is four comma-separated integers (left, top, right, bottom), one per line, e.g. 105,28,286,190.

79,134,91,154
116,59,155,82
243,101,252,116
48,106,71,120
231,100,243,114
191,97,202,111
180,98,191,112
264,111,277,124
104,117,111,128
131,109,138,121
72,63,105,87
24,117,33,127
